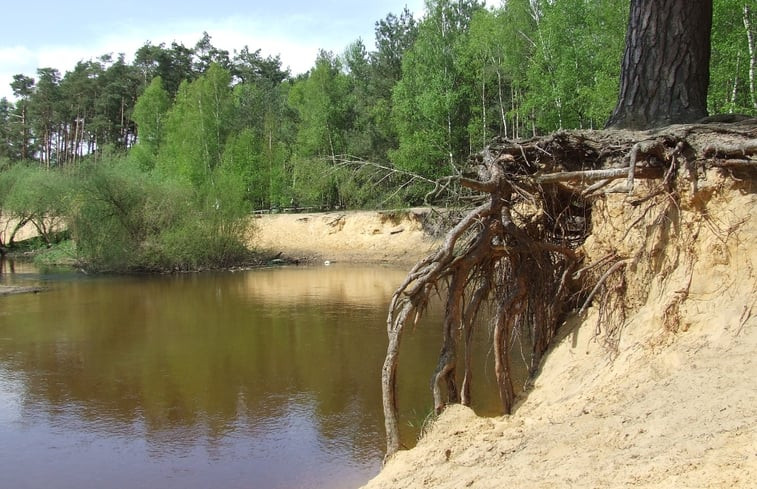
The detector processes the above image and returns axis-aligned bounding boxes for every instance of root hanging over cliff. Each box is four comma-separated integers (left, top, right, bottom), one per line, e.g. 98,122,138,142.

381,120,757,459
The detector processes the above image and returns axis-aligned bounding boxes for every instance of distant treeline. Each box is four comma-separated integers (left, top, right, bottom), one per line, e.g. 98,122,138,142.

0,0,754,270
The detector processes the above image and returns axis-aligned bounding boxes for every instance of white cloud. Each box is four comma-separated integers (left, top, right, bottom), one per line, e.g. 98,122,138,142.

0,46,34,65
0,46,36,99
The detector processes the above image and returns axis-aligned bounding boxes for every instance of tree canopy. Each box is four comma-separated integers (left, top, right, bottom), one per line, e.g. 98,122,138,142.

2,2,754,189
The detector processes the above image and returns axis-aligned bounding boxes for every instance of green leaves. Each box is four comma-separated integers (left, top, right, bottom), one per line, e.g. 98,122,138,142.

391,0,484,179
2,0,753,233
288,51,353,160
709,0,757,115
131,77,171,169
157,64,233,187
524,0,626,131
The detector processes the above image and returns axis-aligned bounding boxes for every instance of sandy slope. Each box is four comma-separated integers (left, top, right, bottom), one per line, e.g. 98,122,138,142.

1,217,40,244
249,208,444,265
361,176,756,488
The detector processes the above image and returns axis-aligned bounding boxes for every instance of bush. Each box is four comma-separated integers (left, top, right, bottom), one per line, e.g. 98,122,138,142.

0,163,72,247
70,157,251,272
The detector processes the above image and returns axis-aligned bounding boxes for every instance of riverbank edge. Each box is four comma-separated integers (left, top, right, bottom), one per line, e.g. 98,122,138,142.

249,207,449,266
1,208,449,296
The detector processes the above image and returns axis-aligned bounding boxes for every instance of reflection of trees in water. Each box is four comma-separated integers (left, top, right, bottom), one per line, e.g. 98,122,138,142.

0,268,505,461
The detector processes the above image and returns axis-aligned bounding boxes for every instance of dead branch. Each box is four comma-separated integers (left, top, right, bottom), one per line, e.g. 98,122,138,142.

534,165,664,184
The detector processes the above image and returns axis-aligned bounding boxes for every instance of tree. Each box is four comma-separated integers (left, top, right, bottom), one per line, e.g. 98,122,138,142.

391,0,484,179
1,165,70,247
523,0,626,132
157,64,233,187
288,51,352,161
130,76,171,170
10,74,35,161
0,98,14,159
230,57,292,208
232,46,289,86
29,68,62,167
380,0,757,461
607,0,713,129
92,54,141,151
59,60,100,164
193,32,232,74
367,8,418,160
709,0,757,114
133,41,196,97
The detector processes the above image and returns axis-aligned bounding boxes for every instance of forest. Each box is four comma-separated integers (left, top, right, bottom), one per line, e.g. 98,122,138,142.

0,0,754,271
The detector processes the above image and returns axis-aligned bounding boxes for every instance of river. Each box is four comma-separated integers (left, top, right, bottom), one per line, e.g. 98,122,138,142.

0,260,504,488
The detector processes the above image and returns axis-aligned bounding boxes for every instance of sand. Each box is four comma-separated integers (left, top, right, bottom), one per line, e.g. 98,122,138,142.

249,208,444,265
245,185,756,489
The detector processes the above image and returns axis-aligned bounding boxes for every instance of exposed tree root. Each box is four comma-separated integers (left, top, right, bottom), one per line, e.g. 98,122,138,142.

381,121,757,459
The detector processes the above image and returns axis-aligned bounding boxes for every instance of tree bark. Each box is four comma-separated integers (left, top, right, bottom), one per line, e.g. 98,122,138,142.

606,0,713,129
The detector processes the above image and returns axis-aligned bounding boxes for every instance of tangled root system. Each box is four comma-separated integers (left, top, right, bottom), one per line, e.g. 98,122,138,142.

382,120,757,458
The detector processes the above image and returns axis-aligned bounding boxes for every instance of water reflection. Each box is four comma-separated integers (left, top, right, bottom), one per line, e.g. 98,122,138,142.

0,263,503,488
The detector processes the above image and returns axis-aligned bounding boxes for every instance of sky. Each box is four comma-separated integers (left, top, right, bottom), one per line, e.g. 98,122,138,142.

0,0,428,100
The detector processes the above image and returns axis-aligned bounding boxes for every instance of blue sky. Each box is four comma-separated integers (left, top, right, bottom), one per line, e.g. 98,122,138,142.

0,0,427,99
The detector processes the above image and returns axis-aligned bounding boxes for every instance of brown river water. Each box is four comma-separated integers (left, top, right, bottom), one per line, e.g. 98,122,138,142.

0,260,505,488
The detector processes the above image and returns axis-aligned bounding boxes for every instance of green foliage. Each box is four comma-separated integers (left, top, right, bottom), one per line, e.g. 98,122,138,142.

230,71,294,209
524,0,626,132
391,0,484,179
365,8,419,161
3,0,752,254
0,164,71,245
69,157,249,271
709,0,757,115
288,157,339,208
31,238,77,266
456,3,539,144
157,64,233,186
288,51,353,159
130,76,171,170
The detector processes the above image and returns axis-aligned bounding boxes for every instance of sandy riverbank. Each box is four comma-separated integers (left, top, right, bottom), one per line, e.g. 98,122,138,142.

360,176,756,488
249,208,447,265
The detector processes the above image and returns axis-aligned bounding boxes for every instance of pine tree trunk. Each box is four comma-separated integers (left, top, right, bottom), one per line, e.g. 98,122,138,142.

606,0,713,129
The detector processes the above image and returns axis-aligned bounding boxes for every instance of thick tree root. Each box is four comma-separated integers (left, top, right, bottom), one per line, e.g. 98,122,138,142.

381,122,757,460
